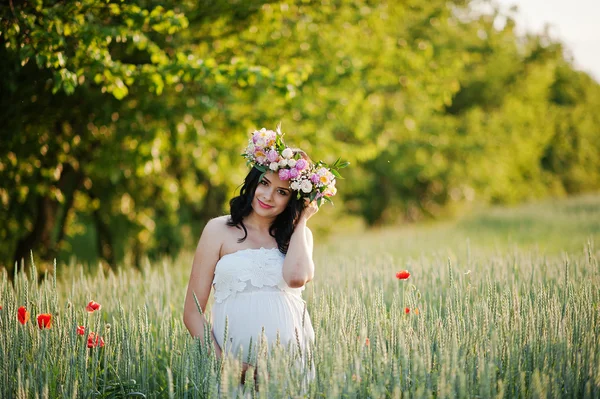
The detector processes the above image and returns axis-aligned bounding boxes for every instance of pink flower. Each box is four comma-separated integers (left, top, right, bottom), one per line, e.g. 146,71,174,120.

289,168,299,178
267,150,279,163
310,174,320,184
278,169,290,181
295,159,308,171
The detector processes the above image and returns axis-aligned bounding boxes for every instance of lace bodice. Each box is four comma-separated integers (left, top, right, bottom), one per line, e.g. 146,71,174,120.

212,247,304,303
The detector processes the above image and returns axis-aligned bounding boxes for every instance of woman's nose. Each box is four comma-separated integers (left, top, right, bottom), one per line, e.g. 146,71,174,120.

264,187,274,199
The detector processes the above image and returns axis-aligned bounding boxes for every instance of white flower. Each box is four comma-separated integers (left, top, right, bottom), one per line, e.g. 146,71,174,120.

269,162,279,171
324,185,337,197
266,130,277,141
288,158,297,168
282,148,293,159
255,138,266,148
290,181,300,191
278,159,288,167
318,174,331,185
301,180,313,193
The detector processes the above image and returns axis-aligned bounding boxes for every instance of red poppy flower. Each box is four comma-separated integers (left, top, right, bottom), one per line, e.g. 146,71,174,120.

414,308,420,315
77,325,85,336
365,337,370,346
396,270,410,280
0,305,3,310
404,307,410,314
37,313,52,329
86,301,101,313
18,306,30,325
87,332,105,348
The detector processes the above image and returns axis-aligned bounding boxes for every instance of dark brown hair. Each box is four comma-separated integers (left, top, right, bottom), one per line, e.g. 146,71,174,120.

227,149,310,254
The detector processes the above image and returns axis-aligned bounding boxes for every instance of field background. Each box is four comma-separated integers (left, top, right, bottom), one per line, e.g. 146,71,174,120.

1,194,598,398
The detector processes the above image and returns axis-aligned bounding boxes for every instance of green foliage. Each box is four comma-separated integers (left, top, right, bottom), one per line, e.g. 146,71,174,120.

1,0,599,269
0,0,309,271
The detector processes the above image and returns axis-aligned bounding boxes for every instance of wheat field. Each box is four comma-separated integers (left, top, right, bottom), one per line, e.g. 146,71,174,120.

1,195,599,398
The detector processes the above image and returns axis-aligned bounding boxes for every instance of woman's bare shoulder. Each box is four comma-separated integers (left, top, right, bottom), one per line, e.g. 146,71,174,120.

195,216,233,254
204,215,232,231
201,216,241,257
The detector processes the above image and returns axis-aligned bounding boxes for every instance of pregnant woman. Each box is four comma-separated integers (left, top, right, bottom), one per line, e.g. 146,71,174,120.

183,126,345,388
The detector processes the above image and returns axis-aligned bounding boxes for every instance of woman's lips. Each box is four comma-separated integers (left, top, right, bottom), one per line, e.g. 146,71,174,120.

257,199,273,209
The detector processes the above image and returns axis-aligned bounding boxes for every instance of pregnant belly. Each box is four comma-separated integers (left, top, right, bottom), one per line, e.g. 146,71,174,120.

211,290,313,362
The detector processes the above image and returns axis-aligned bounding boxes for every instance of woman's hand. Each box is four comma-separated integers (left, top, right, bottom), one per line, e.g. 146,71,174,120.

300,198,319,222
241,362,259,388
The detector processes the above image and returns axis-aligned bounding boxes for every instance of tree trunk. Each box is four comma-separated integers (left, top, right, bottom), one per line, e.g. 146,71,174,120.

12,196,58,275
11,163,83,279
55,163,83,246
91,198,115,268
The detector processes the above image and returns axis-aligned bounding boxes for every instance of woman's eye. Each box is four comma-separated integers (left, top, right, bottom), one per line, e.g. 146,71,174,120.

278,190,288,196
260,180,268,185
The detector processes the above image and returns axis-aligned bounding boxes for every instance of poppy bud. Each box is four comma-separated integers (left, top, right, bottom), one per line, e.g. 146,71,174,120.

18,306,30,325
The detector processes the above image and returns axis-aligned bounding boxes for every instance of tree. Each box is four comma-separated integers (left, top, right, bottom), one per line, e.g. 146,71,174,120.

2,0,599,272
0,0,307,274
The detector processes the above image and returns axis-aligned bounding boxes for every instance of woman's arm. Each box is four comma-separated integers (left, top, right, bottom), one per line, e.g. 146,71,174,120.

282,202,317,288
183,218,223,357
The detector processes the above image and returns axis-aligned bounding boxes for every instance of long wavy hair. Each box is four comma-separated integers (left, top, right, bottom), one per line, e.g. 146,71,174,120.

227,150,309,254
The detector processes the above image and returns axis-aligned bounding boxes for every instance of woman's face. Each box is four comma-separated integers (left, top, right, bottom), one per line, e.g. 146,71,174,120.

252,171,292,217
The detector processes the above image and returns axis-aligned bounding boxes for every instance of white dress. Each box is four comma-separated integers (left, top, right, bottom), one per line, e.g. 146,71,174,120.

211,247,315,365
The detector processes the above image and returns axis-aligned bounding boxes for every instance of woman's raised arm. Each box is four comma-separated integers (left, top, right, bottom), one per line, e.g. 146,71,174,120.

183,218,223,355
282,209,316,288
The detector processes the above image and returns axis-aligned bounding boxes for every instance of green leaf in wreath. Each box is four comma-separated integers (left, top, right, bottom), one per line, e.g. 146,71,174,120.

331,169,344,179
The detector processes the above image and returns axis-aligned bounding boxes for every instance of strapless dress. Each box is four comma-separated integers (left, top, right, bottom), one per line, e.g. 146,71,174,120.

211,247,315,365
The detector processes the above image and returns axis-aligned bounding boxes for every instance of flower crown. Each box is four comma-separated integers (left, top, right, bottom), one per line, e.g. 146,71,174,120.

242,126,349,207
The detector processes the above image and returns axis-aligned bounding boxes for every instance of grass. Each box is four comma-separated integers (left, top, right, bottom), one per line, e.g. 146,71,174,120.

1,194,599,398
